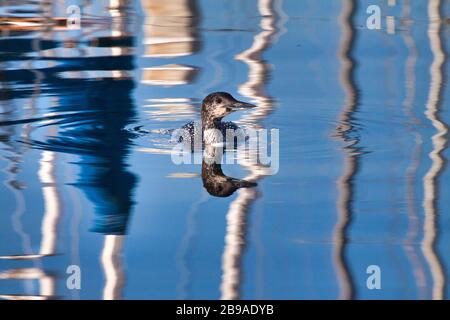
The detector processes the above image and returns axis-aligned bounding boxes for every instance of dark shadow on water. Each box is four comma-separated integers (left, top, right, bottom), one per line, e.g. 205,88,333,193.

0,23,138,239
202,146,257,198
28,74,138,236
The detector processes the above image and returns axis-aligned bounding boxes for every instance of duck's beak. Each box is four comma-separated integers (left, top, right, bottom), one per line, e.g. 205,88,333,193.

229,101,257,111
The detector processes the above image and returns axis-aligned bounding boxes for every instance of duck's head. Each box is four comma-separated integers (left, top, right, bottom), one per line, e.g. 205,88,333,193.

201,92,256,125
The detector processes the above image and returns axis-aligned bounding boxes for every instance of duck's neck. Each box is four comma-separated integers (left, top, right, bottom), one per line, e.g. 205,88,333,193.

201,115,224,145
201,114,223,132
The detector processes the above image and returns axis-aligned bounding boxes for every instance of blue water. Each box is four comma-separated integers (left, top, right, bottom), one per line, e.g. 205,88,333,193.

0,0,450,300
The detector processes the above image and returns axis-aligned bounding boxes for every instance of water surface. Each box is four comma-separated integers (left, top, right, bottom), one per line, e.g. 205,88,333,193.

0,0,450,300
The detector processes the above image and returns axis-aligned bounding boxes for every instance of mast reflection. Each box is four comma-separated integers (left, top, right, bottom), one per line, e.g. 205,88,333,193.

422,0,447,301
401,0,427,299
221,0,285,300
333,0,359,300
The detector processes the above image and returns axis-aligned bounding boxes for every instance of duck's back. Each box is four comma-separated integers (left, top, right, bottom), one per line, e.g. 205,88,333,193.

174,121,248,150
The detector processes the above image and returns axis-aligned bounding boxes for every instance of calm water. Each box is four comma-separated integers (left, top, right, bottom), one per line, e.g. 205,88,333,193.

1,0,450,300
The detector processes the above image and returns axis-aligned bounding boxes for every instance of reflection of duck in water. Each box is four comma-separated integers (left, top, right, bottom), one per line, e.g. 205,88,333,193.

202,146,256,197
176,92,256,147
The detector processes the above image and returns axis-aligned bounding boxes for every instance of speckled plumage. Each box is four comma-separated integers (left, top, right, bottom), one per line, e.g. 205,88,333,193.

178,120,239,142
175,92,256,149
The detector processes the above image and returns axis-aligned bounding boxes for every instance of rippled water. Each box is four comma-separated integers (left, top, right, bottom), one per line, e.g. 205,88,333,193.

0,0,450,300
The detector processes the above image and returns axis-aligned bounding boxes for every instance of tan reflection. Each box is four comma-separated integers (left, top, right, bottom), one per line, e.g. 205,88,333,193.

0,268,55,300
422,0,447,301
101,235,125,300
142,64,198,86
0,18,70,33
141,0,199,58
220,0,285,300
108,0,133,81
0,295,48,300
136,147,173,155
401,0,427,299
138,0,200,155
0,0,76,33
144,98,196,122
333,0,356,300
56,0,135,79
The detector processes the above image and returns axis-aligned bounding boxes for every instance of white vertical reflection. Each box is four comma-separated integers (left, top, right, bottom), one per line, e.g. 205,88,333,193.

220,0,286,300
235,0,282,125
334,0,356,300
0,3,57,300
401,0,427,299
96,1,131,300
30,127,60,298
38,150,61,256
422,0,447,301
221,186,260,300
101,235,125,300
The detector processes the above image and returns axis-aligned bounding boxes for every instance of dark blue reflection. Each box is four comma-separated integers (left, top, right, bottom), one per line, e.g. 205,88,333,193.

62,78,137,236
0,37,138,236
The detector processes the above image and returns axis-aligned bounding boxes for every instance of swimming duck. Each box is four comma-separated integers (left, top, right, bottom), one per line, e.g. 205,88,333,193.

176,92,256,148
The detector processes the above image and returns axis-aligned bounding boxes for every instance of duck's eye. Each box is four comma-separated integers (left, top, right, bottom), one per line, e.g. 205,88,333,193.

215,97,222,104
